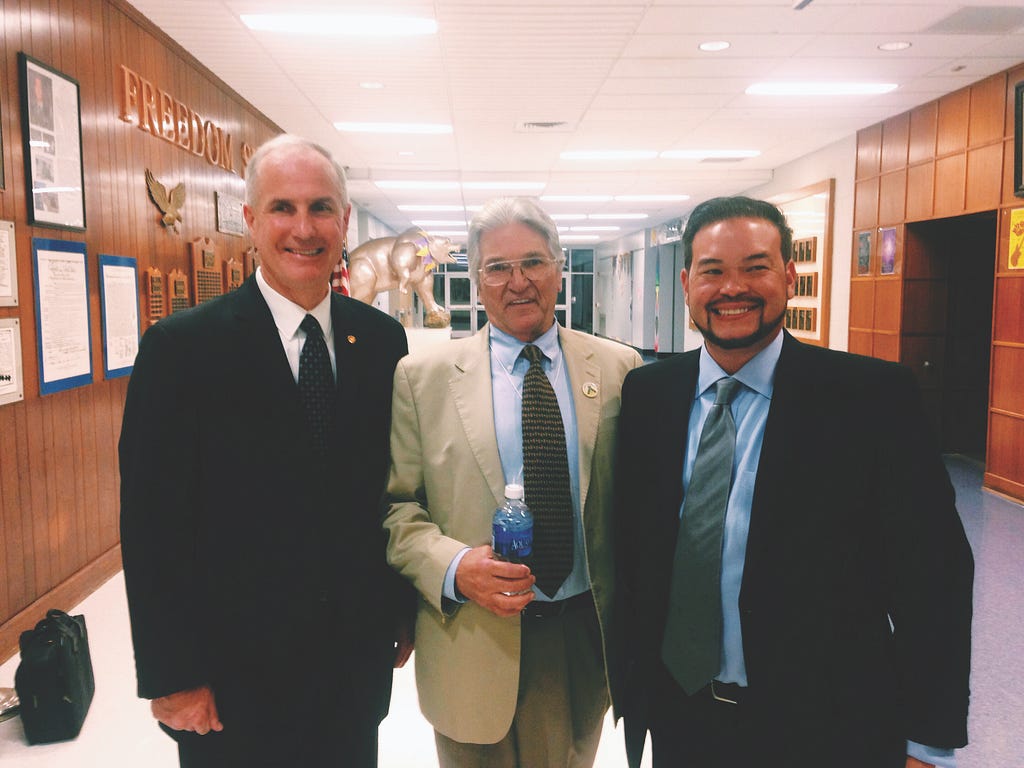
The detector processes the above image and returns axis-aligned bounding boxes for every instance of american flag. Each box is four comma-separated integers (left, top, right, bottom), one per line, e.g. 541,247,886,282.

331,245,351,296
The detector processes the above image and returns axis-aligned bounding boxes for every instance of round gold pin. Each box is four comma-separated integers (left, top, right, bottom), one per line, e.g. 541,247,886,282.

347,335,356,344
581,382,598,398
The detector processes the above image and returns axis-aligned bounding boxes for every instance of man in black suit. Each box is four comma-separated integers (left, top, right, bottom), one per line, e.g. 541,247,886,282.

119,134,410,767
614,196,973,768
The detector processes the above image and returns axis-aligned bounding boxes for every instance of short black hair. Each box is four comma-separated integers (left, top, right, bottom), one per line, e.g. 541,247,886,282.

681,196,793,269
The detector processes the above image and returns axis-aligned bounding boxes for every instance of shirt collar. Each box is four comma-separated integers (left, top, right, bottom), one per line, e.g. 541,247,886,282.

489,322,561,369
255,266,333,341
697,330,783,400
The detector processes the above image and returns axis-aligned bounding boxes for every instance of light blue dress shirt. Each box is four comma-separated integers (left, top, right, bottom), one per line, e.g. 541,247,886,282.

443,324,588,602
686,331,954,768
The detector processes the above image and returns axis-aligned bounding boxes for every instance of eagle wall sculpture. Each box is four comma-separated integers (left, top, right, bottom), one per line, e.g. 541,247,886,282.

145,169,186,232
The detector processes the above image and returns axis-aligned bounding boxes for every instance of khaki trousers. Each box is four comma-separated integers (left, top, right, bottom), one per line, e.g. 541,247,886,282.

434,602,609,768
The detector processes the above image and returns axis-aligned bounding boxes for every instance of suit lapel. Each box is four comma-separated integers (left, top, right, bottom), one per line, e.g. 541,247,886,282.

449,327,506,508
559,327,600,514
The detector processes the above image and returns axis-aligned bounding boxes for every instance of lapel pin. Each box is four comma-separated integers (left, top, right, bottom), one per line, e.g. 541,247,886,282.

347,335,356,344
581,381,598,398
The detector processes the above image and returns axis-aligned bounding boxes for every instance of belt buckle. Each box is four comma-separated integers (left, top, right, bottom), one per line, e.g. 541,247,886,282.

710,680,739,705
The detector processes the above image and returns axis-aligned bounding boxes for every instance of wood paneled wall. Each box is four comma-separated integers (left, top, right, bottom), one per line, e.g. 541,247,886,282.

852,64,1024,502
0,0,280,660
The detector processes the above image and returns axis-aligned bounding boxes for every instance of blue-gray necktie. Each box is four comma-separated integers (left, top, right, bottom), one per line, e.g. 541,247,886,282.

298,314,333,454
662,377,742,694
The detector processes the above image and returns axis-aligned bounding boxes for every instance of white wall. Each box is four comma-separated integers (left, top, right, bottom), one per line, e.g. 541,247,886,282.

743,134,857,351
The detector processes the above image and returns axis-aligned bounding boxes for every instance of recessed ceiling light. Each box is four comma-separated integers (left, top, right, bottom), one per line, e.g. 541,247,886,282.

560,150,658,161
241,14,438,36
336,122,452,134
550,214,588,221
660,149,760,160
560,234,601,242
360,81,385,89
878,41,912,52
571,226,620,232
746,82,897,96
699,41,730,52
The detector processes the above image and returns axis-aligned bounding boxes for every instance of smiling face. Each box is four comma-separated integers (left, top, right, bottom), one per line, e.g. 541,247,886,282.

681,216,796,373
477,221,562,342
243,145,350,310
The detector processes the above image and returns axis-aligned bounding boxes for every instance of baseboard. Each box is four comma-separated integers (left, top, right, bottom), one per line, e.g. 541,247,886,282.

0,546,123,665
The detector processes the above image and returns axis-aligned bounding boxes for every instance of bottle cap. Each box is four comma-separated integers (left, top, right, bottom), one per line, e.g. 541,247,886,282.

504,483,524,500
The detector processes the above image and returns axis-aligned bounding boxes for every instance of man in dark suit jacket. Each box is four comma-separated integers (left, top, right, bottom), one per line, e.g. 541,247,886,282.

614,196,973,768
119,135,410,767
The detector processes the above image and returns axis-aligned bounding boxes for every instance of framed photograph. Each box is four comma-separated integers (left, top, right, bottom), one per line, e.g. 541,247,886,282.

856,231,872,275
1016,82,1024,198
18,53,86,230
879,227,897,275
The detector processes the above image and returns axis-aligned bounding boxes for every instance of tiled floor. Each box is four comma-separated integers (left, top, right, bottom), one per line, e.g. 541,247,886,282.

1,455,1020,766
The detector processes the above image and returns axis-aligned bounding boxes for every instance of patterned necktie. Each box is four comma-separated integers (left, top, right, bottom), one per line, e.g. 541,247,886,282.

297,314,334,454
662,377,742,694
520,344,574,597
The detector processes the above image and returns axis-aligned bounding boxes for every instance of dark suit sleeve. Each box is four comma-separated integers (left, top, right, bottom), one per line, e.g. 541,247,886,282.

119,322,207,700
876,365,974,747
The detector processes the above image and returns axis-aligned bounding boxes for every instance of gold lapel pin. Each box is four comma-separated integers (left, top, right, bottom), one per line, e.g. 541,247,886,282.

347,335,356,344
581,382,598,398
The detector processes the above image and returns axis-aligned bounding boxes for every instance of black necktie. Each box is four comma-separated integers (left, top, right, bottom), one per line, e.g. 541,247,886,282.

297,314,334,454
521,344,574,597
662,377,742,694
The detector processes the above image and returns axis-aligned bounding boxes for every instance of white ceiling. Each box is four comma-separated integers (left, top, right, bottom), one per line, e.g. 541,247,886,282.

123,0,1024,244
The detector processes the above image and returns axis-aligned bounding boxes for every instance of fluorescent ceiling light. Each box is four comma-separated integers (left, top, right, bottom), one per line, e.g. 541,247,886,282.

241,14,438,36
615,194,690,202
399,204,470,212
746,82,897,96
462,181,545,190
560,150,658,160
571,226,620,232
422,230,467,238
660,149,760,160
878,41,911,52
360,81,385,89
589,213,648,220
699,41,730,52
550,214,588,221
561,234,600,242
541,195,613,203
336,122,452,134
411,220,468,227
376,180,460,190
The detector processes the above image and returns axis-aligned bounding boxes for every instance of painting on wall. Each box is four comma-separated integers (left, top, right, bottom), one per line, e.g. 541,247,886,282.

879,227,897,275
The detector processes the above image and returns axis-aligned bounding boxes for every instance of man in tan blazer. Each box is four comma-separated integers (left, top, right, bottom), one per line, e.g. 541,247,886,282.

383,196,642,767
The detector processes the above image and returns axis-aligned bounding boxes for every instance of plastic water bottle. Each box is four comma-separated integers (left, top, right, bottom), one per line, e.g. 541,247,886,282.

492,483,533,565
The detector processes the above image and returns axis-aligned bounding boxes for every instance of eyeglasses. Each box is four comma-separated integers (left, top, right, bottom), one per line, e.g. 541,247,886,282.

478,257,559,286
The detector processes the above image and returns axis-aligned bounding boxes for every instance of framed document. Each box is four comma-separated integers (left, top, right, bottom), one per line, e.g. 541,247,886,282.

0,220,17,307
18,53,86,230
0,318,25,407
98,254,140,379
1015,82,1024,198
31,238,93,394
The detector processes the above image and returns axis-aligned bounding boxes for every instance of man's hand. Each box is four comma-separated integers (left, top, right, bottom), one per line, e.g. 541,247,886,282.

394,620,414,669
455,545,535,617
151,685,223,735
906,758,935,768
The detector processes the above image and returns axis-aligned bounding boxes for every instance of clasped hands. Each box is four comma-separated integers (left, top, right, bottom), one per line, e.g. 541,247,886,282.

455,545,535,617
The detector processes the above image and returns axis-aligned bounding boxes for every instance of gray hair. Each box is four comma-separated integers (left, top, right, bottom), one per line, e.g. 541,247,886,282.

466,197,564,285
244,134,350,210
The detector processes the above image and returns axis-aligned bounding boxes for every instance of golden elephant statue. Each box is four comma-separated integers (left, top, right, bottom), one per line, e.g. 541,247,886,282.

348,228,458,328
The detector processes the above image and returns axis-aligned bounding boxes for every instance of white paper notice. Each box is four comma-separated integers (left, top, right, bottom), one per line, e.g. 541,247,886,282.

0,225,13,302
102,264,139,370
37,248,91,383
0,326,18,397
